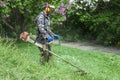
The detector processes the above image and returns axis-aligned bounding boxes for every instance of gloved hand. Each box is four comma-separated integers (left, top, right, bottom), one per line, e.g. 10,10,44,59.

47,36,54,42
54,34,59,39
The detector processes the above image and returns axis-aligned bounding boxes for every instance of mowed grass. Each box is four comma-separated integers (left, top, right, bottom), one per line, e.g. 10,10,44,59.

0,40,120,80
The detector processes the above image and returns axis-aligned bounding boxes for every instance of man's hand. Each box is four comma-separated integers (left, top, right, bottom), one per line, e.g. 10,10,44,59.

47,36,54,42
54,34,59,39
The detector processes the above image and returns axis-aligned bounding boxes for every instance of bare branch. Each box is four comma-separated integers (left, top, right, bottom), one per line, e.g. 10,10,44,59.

1,19,19,34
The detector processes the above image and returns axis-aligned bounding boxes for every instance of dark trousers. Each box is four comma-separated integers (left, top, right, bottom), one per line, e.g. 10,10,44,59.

38,44,52,64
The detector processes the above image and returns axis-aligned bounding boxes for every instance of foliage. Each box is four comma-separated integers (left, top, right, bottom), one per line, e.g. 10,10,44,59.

0,0,63,38
0,0,70,37
55,0,120,47
0,0,120,47
0,40,120,80
85,0,120,46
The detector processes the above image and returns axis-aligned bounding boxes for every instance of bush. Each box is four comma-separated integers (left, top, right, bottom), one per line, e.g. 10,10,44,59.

56,0,120,47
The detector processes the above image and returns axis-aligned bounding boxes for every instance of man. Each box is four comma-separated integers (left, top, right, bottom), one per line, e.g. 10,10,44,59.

35,3,59,64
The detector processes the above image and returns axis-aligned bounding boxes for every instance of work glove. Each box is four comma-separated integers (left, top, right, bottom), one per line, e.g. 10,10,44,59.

47,36,54,42
54,34,59,39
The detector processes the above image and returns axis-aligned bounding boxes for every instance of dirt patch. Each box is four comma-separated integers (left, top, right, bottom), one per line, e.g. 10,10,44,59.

54,40,120,55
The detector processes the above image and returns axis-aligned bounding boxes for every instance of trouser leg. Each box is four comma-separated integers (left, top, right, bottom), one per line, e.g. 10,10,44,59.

38,44,52,64
38,47,45,64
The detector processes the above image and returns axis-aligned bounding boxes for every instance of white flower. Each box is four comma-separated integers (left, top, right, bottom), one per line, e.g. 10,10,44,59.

69,0,74,4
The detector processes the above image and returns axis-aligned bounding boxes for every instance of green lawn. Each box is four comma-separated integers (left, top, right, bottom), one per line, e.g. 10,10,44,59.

0,40,120,80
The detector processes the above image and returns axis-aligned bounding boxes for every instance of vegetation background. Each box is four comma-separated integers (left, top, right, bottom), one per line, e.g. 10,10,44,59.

0,0,120,47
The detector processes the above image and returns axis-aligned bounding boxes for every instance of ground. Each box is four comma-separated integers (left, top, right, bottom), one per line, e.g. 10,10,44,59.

54,40,120,55
1,39,120,80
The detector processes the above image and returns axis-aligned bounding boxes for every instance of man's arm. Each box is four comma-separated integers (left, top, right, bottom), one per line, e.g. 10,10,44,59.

46,27,55,37
36,13,47,35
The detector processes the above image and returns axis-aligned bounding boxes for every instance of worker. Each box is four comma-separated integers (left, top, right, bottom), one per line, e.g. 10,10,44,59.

35,2,59,64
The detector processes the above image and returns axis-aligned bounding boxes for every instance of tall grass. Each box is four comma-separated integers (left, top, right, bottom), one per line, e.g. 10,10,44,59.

0,40,120,80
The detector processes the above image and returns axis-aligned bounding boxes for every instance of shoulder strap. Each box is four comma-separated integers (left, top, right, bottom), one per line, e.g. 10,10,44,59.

43,13,46,26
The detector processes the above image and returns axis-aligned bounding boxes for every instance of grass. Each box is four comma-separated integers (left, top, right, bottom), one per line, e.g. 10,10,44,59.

0,40,120,80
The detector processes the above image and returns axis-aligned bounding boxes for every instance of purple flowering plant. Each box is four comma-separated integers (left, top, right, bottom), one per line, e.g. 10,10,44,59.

55,2,71,20
0,0,6,7
53,2,72,27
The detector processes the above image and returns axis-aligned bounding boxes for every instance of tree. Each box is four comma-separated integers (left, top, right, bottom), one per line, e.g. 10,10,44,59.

0,0,47,38
0,0,68,38
62,0,120,46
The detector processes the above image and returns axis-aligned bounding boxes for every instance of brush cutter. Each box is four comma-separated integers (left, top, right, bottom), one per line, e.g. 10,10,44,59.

20,32,86,75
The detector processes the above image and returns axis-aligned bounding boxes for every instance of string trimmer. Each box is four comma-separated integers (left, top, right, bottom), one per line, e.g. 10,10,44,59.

20,32,86,75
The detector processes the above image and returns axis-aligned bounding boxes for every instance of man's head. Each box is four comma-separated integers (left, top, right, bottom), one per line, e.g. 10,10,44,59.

42,3,55,15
